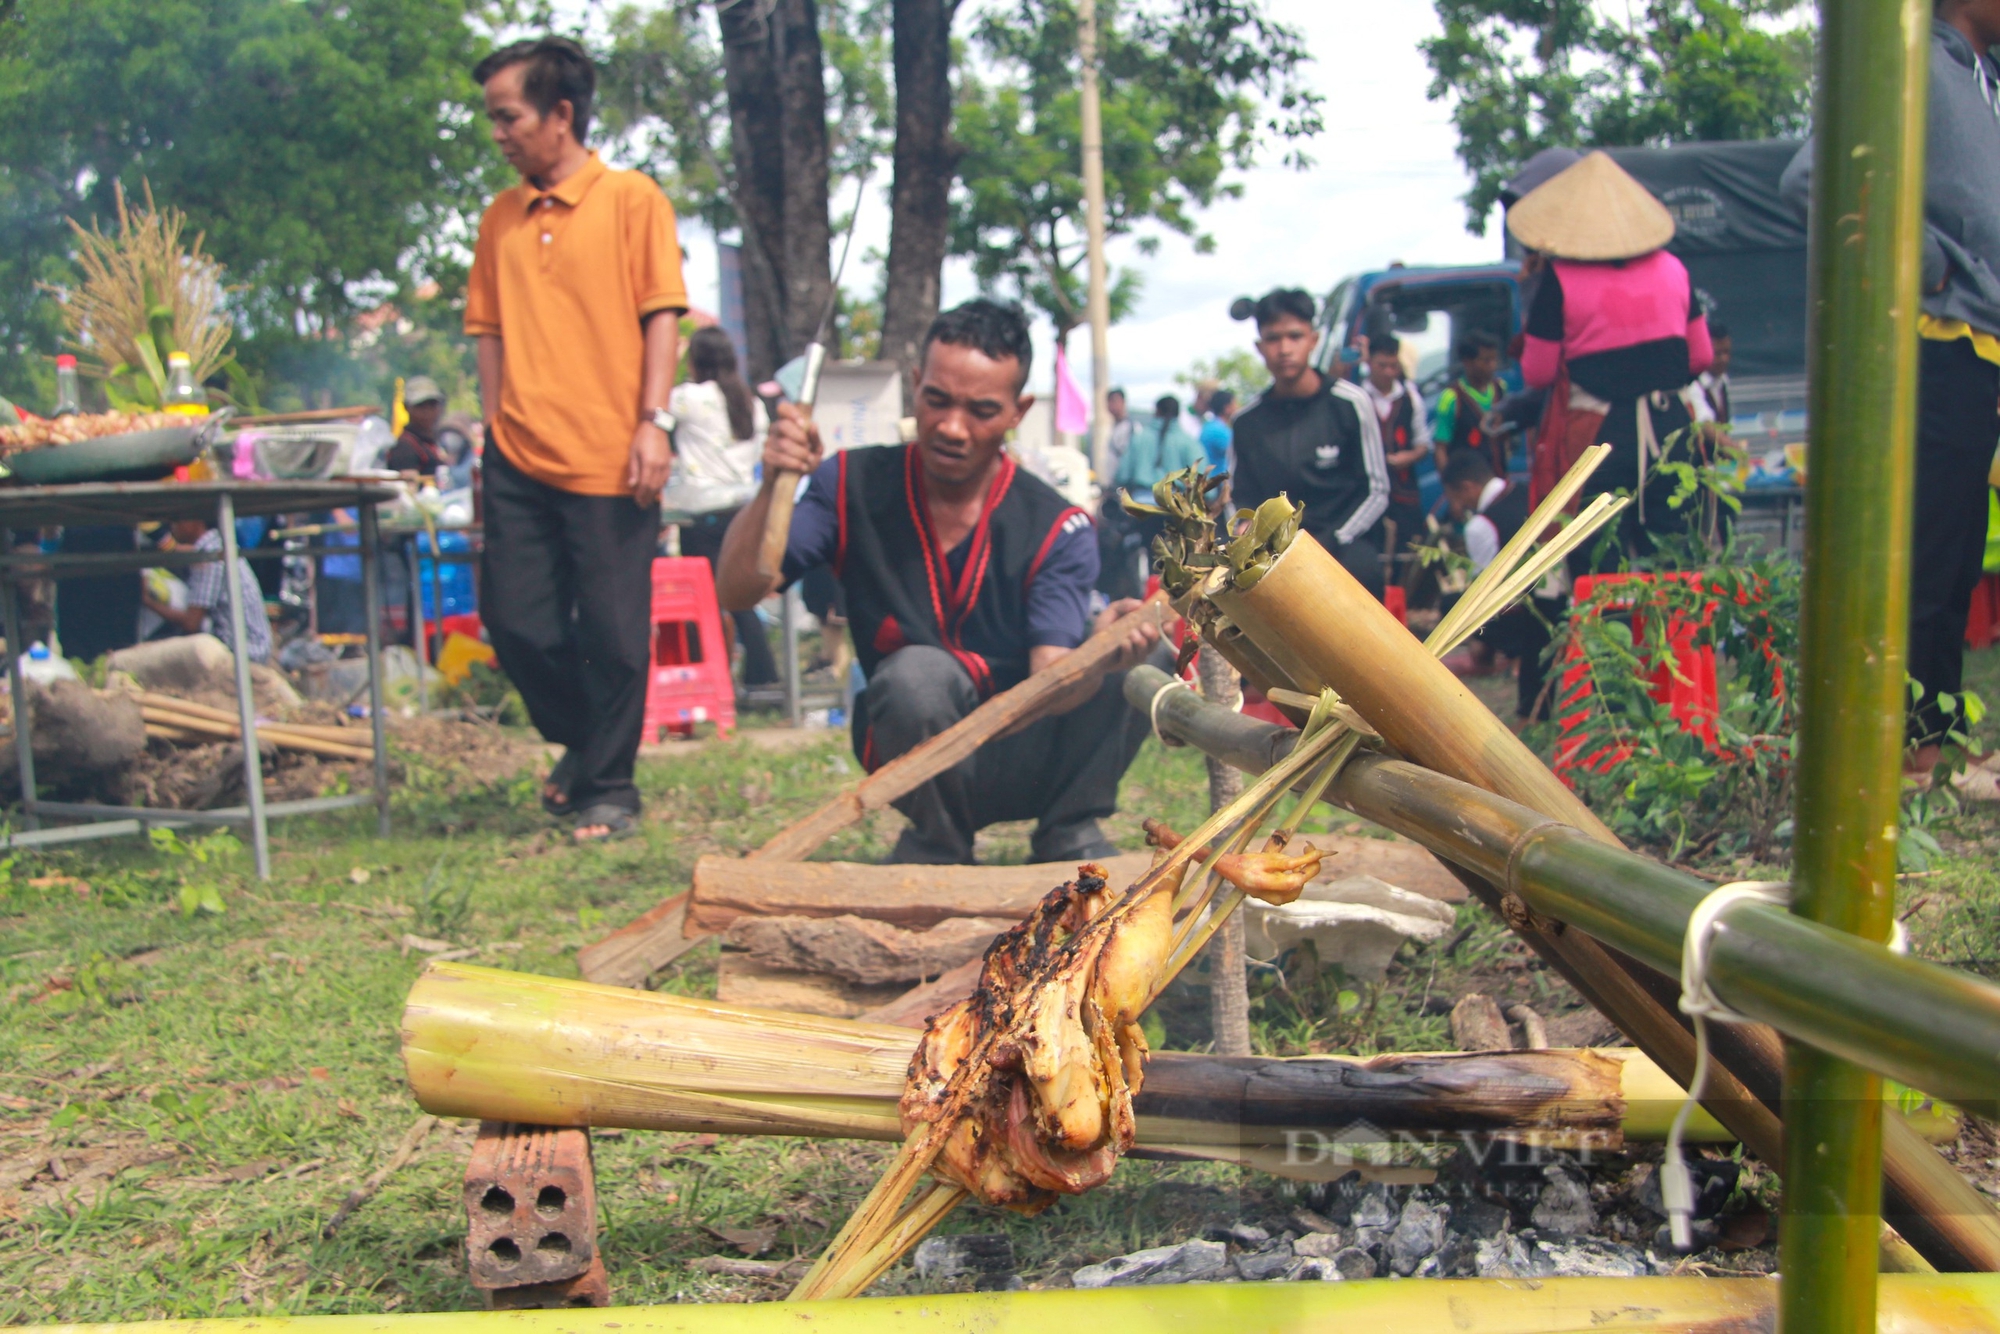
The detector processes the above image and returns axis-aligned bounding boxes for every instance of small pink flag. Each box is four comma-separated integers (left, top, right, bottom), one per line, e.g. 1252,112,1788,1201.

1055,346,1090,436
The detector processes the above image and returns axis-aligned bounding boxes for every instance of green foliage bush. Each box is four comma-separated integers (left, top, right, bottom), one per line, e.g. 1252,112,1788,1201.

1548,524,1800,863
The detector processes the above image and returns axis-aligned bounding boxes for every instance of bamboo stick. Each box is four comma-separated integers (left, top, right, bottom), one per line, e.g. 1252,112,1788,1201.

139,706,374,761
228,405,377,427
144,723,209,744
134,691,369,741
401,962,1725,1154
747,592,1172,863
143,716,374,762
133,691,260,721
23,1275,2000,1334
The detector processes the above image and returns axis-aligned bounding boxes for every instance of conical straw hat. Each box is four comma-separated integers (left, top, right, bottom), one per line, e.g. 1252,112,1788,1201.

1505,150,1674,261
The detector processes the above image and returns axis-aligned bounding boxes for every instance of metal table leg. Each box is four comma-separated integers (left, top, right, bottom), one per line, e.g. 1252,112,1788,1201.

360,504,391,838
218,493,270,879
408,535,430,715
1,528,39,831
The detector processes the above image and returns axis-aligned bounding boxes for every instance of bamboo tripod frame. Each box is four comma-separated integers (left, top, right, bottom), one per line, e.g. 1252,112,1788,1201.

1194,531,2000,1273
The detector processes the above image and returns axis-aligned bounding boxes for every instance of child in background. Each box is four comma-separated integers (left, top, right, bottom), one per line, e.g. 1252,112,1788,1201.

1694,320,1733,425
1433,332,1506,478
1359,334,1432,555
1441,450,1563,723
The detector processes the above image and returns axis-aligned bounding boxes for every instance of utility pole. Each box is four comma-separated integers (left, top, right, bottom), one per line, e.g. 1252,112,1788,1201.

1077,0,1113,481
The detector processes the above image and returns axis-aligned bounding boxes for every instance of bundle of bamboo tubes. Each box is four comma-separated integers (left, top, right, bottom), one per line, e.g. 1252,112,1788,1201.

132,690,374,761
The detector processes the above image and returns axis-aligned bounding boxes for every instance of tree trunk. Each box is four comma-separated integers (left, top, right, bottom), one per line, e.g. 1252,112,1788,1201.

1198,644,1251,1058
881,0,960,389
718,0,791,382
774,0,833,359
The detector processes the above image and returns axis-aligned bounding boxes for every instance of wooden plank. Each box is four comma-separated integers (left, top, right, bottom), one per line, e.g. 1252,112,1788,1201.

686,853,1155,934
714,955,908,1019
860,958,984,1029
1315,835,1467,903
575,892,697,989
748,593,1172,863
687,838,1456,941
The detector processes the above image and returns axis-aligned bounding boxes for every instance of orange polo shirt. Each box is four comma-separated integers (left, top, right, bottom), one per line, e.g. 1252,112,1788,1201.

464,153,689,496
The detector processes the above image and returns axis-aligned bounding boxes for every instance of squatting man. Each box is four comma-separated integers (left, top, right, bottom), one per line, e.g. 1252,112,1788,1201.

715,299,1167,865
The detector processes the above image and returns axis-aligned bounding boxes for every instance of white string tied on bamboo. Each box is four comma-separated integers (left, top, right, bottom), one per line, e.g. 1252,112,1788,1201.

1148,676,1193,748
1664,879,1907,1250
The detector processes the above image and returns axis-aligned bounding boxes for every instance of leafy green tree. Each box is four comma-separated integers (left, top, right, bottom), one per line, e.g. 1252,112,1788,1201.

1176,348,1265,402
951,0,1322,346
1423,0,1813,233
0,0,502,405
600,0,889,376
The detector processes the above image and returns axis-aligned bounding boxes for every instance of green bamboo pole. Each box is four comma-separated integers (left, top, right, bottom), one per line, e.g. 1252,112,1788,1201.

1789,0,1930,1323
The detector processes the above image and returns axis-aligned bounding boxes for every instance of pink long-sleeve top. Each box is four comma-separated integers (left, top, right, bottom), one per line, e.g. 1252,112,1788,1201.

1520,250,1713,401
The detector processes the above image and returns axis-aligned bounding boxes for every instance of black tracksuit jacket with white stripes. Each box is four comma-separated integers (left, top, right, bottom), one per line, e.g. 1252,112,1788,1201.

1228,376,1389,550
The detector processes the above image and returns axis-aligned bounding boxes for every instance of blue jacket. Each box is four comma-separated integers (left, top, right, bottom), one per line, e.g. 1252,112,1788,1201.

1115,417,1204,493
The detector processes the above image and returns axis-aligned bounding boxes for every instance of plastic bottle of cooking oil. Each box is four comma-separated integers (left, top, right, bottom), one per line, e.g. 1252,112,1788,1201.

52,355,80,417
164,351,208,419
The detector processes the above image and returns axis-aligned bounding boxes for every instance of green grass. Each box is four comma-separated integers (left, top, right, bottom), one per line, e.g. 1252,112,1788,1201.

8,648,2000,1321
0,730,1292,1322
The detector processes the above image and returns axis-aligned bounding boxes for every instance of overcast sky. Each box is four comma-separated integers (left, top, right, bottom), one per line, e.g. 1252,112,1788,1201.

677,0,1497,407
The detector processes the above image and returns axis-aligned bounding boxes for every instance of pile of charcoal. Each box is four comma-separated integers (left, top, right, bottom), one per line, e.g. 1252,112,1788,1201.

911,1144,1773,1292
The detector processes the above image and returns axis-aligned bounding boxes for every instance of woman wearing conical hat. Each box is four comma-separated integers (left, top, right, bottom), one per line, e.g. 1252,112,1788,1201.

1512,151,1715,565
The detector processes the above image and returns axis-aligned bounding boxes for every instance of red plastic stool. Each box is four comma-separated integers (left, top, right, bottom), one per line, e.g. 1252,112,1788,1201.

643,557,737,740
1384,584,1407,626
1966,573,2000,649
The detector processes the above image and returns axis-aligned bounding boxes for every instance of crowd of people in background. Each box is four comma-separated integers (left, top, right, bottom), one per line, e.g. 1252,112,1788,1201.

364,6,2000,816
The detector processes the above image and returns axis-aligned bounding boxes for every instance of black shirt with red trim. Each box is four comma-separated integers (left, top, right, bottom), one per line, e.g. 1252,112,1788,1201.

779,444,1097,698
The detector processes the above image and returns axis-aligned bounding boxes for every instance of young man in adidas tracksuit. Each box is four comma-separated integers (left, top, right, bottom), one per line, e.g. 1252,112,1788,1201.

1228,288,1392,599
716,299,1165,865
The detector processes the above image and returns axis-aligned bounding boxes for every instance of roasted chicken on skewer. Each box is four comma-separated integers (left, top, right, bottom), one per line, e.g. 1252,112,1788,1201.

898,830,1323,1214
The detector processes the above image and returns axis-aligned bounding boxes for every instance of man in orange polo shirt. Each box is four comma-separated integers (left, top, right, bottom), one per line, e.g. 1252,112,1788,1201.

466,36,687,842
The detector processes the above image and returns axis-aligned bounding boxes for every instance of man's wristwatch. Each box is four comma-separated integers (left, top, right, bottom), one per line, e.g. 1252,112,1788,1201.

648,408,677,436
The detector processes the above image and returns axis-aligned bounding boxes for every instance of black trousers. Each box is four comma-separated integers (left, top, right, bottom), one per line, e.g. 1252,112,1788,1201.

1568,391,1699,576
853,642,1171,863
1383,501,1428,555
481,447,660,813
56,526,140,662
1482,595,1565,720
1311,530,1384,602
677,511,779,686
1096,497,1150,602
1910,336,2000,744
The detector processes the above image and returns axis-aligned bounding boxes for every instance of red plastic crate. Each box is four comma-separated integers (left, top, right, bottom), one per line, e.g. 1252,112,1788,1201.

643,557,736,740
